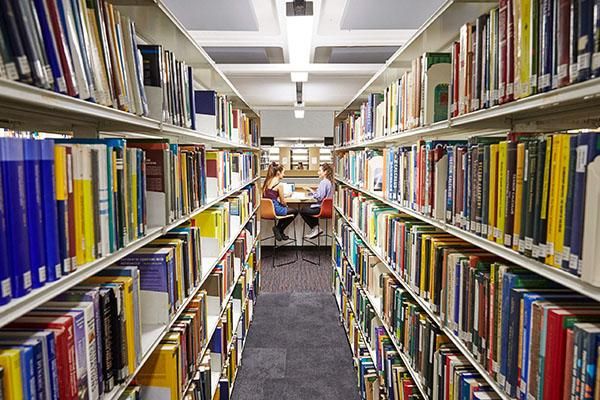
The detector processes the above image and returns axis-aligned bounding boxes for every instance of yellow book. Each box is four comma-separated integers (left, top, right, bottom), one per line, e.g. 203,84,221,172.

71,145,86,265
545,135,562,265
513,143,526,250
54,146,67,202
194,208,225,249
496,142,508,245
86,275,138,373
488,144,499,241
0,349,23,400
137,343,180,400
553,134,571,267
519,0,532,97
81,146,95,262
538,137,553,260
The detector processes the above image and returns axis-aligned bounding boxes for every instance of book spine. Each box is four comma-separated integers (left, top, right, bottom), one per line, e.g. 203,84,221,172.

39,140,62,282
0,149,11,304
577,0,594,81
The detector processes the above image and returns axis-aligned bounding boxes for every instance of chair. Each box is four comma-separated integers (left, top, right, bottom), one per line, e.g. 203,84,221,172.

301,198,333,265
261,198,298,268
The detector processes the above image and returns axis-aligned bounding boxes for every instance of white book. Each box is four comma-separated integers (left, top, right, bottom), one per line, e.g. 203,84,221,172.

423,61,452,125
433,153,449,220
581,156,600,285
121,15,144,115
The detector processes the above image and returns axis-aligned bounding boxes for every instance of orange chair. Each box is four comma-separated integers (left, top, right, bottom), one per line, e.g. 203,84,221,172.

261,198,298,268
301,198,333,265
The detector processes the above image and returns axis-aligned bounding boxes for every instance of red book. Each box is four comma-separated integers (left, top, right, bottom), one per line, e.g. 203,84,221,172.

498,0,508,103
505,0,515,102
9,315,78,400
563,328,575,400
452,42,461,117
44,0,78,97
556,0,572,87
543,307,600,400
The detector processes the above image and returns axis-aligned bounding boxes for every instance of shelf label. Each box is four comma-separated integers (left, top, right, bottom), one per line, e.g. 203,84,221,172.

5,63,18,81
1,279,11,297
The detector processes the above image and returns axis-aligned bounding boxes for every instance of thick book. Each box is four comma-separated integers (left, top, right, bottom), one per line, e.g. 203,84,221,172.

39,140,62,282
138,44,164,121
0,153,12,305
0,139,33,298
576,0,594,81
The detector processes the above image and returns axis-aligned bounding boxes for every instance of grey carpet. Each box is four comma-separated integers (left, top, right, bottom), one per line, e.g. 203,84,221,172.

232,249,360,400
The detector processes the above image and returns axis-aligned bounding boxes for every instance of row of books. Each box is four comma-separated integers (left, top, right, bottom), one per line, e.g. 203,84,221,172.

0,0,148,115
335,131,600,284
194,91,260,146
334,188,600,400
334,273,419,400
450,0,600,117
335,53,451,145
0,136,258,307
334,0,600,147
0,0,261,145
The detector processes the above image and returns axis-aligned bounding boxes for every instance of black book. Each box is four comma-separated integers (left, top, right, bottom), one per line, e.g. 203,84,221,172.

0,22,19,80
524,140,539,257
504,141,517,248
11,0,51,89
534,138,550,259
0,0,33,82
561,135,578,270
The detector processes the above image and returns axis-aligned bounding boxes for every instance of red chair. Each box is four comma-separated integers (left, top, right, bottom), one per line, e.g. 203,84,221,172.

301,198,333,265
261,198,298,268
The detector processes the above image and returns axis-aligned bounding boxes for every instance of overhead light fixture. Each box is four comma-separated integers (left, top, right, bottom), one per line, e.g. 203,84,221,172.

286,1,313,67
294,109,305,119
290,72,308,82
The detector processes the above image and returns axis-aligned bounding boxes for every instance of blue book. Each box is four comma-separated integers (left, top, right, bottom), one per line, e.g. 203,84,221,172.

594,1,600,78
577,0,595,81
194,90,217,116
0,151,12,305
32,0,66,94
18,345,37,399
219,379,229,400
0,338,45,399
210,326,222,353
569,132,599,274
24,139,47,289
39,140,62,282
0,138,32,297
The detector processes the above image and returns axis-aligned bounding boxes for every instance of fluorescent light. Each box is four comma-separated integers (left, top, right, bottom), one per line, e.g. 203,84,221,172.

294,109,305,119
287,15,313,66
291,72,308,82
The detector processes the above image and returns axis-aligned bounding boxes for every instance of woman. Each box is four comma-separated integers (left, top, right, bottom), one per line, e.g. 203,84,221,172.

263,162,298,241
301,163,334,239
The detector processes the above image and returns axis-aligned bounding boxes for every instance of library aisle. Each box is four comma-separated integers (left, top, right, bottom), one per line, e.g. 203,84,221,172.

232,250,359,400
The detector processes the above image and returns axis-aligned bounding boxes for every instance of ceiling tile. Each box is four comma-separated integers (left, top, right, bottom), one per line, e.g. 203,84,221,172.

340,0,445,30
204,47,284,64
314,46,399,63
163,0,259,31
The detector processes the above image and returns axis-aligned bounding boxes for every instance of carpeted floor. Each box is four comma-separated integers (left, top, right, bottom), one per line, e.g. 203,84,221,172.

231,248,359,400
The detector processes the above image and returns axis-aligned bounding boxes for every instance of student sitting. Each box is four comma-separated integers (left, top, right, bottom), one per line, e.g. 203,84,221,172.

262,162,298,241
301,163,334,239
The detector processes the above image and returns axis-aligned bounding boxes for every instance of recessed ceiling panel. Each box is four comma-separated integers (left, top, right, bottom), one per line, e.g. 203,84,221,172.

163,0,258,31
204,47,284,64
340,0,445,30
314,46,399,63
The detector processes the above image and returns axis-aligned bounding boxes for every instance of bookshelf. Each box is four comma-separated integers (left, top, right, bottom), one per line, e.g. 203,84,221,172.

331,0,600,398
0,0,262,397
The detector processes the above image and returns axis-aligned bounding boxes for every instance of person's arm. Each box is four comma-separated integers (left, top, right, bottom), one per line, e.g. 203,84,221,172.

277,184,288,206
311,180,329,202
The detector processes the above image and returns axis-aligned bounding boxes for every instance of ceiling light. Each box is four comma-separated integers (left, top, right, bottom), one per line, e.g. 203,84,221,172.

291,72,308,82
287,16,312,65
294,109,305,119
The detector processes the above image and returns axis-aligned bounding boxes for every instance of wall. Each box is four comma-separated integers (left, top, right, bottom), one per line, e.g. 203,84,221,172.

260,110,335,139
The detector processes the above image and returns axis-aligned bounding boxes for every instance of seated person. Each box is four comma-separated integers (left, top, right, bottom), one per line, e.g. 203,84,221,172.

301,163,334,239
262,162,298,241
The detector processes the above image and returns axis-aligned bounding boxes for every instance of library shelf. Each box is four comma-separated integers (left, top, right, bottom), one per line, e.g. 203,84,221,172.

333,214,512,400
180,233,260,397
331,268,361,362
334,176,600,302
104,204,259,400
333,240,431,400
0,177,260,329
334,76,600,151
0,80,260,150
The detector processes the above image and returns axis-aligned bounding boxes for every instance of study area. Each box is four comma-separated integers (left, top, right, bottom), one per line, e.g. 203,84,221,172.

0,0,600,399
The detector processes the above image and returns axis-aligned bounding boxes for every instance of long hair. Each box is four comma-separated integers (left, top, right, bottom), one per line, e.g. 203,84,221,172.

320,162,334,181
263,162,284,194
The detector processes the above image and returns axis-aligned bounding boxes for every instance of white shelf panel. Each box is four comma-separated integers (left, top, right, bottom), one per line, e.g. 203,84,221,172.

335,177,600,302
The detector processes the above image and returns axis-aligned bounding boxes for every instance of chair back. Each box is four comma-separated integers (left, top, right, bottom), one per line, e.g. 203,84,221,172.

260,198,277,220
318,198,333,219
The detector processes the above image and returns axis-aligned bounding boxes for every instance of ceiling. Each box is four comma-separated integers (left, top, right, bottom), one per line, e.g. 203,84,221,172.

164,0,445,112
